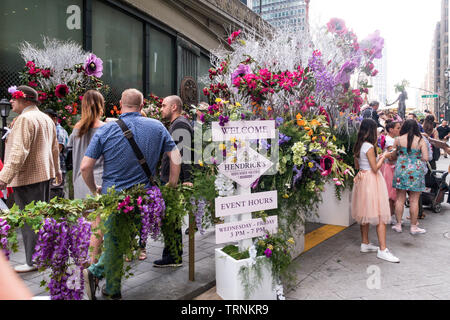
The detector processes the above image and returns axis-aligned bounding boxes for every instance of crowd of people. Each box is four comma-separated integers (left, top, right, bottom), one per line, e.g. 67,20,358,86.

1,86,450,298
352,100,450,264
0,85,195,300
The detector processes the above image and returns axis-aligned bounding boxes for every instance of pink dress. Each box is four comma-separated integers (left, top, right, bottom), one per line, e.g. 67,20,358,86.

380,135,397,201
351,142,391,226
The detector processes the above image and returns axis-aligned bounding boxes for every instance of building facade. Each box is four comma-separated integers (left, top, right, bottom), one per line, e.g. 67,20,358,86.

439,0,449,121
248,0,307,30
370,47,387,107
0,0,270,107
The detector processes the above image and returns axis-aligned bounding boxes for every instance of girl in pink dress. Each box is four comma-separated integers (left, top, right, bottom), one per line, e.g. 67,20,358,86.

380,120,401,219
352,119,400,263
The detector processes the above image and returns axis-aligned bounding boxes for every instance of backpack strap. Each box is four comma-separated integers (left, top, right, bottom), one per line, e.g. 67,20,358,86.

116,119,156,186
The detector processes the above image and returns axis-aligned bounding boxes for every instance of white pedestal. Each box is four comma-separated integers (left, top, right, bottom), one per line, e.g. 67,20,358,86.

307,182,355,227
215,248,277,300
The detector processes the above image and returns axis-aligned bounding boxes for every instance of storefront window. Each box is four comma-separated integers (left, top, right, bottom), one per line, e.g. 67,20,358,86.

0,0,83,97
199,53,211,102
149,27,175,98
92,0,143,106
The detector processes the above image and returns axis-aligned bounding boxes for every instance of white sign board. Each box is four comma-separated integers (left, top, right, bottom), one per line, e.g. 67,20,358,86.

215,216,278,244
212,120,276,141
215,191,278,218
218,147,273,187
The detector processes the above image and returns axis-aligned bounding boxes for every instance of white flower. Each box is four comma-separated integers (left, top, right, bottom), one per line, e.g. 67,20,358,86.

275,283,285,300
66,267,81,291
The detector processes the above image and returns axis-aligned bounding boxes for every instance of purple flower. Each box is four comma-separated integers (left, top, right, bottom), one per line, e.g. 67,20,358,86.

218,115,229,127
278,133,291,145
293,165,304,185
335,60,358,84
241,113,246,120
275,117,284,128
7,86,17,94
264,248,272,258
231,64,251,84
84,54,103,78
360,30,384,60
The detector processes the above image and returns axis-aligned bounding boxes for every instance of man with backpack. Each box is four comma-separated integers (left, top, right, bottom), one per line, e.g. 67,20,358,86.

361,101,383,127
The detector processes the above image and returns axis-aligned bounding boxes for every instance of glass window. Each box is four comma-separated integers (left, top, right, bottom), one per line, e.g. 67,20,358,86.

92,0,143,106
198,53,211,102
0,0,83,97
149,27,175,97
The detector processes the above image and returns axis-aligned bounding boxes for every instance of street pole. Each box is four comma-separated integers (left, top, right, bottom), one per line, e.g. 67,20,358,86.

1,115,5,163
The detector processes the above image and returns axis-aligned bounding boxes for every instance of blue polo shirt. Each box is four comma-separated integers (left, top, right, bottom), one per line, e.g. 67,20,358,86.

85,112,176,193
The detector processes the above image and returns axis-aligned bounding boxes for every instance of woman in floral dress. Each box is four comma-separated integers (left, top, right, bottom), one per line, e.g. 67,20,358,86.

392,119,429,235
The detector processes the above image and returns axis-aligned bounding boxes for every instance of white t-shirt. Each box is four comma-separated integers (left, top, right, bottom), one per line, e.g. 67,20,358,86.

359,142,374,171
383,135,395,163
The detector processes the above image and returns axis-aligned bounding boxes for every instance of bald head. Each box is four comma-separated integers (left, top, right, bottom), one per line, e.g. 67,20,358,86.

164,95,183,113
121,89,144,109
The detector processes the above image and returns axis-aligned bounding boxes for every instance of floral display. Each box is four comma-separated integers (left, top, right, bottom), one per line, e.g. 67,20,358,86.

17,38,108,129
0,217,11,260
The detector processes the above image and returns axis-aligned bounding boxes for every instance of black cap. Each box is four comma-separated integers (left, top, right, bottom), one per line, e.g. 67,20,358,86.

44,108,58,118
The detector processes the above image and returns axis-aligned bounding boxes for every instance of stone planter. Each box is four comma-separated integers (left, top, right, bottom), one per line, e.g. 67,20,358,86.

215,248,277,300
307,182,355,227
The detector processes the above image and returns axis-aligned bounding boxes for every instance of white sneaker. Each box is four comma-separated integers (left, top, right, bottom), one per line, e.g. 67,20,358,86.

14,264,37,273
377,248,400,263
392,224,402,233
410,227,426,235
360,243,379,253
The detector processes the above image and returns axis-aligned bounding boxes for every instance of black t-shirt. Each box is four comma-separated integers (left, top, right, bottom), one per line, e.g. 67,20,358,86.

160,116,194,184
436,125,450,140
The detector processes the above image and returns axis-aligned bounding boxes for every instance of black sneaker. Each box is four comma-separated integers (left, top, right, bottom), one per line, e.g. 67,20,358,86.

83,269,99,300
153,256,182,268
101,285,122,300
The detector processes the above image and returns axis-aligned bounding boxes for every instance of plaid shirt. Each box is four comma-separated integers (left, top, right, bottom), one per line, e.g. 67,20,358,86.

0,106,60,187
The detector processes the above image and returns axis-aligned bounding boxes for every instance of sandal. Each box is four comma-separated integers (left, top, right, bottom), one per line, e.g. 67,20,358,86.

138,248,147,261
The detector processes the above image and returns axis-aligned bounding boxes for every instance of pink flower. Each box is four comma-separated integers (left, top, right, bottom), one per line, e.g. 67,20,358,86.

320,155,334,176
326,18,347,35
335,181,342,186
28,81,38,87
55,84,69,98
137,196,143,206
371,69,379,77
41,69,51,78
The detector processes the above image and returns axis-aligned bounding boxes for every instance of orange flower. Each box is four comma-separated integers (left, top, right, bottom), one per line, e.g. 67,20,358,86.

296,113,302,120
304,126,311,131
308,130,313,136
71,106,78,115
312,136,317,142
310,119,321,127
297,119,306,127
339,111,344,117
267,106,273,112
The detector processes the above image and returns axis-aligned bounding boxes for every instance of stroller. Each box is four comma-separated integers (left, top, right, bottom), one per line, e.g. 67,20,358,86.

419,164,449,214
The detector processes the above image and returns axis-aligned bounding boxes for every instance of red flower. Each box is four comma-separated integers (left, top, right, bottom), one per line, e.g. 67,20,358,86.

41,69,51,78
12,91,25,99
28,81,38,87
28,68,40,75
38,92,48,102
55,84,69,98
26,61,35,69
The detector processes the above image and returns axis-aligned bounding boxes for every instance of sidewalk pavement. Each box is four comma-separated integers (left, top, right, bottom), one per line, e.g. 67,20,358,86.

8,157,450,300
285,157,450,300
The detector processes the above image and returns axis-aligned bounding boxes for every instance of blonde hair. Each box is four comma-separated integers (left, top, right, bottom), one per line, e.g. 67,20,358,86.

78,90,104,137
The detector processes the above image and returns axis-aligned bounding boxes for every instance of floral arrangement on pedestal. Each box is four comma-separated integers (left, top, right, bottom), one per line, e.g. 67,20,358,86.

194,18,384,295
16,37,108,130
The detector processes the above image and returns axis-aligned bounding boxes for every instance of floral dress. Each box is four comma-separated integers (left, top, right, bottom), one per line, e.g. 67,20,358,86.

393,146,426,192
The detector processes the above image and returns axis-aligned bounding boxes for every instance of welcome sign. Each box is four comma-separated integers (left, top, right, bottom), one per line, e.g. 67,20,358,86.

212,120,276,141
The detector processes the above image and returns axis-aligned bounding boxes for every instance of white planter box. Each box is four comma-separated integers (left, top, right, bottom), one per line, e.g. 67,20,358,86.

307,182,355,227
288,221,305,260
215,248,277,300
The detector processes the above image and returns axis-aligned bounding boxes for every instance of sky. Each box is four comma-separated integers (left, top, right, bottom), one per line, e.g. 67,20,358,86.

309,0,442,103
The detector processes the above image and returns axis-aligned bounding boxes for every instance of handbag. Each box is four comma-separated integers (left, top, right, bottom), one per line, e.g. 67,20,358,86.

116,119,157,187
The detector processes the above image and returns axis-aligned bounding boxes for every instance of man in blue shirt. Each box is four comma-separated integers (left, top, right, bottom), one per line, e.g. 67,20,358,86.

81,88,181,300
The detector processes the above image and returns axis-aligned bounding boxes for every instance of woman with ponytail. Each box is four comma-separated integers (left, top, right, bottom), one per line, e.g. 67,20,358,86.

67,89,105,264
391,119,429,235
